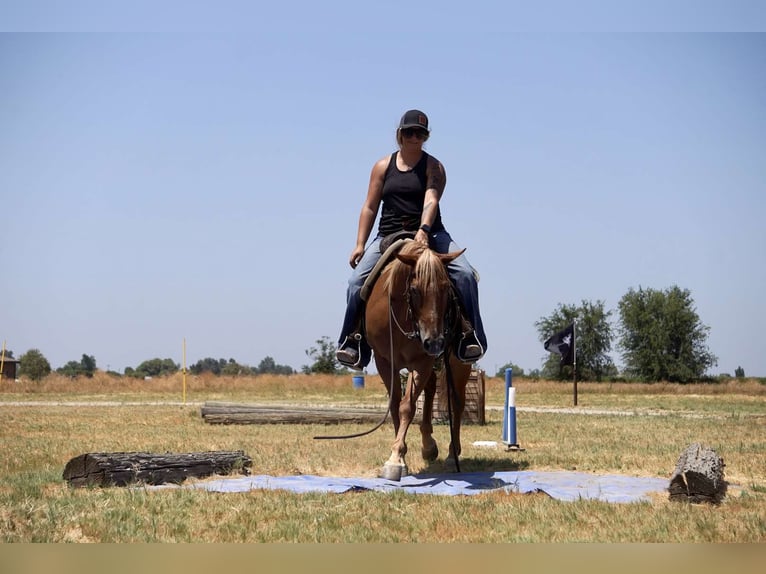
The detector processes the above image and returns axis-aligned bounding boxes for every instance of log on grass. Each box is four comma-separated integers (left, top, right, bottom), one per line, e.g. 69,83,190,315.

201,401,387,425
63,450,252,488
668,443,727,504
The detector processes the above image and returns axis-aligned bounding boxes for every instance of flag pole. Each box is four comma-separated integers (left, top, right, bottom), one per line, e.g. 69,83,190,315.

572,320,578,406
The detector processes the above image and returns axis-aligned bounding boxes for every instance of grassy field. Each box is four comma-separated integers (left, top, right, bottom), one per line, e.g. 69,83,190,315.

1,372,764,542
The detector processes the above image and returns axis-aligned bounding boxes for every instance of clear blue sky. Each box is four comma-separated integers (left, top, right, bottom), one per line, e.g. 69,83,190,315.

2,3,765,377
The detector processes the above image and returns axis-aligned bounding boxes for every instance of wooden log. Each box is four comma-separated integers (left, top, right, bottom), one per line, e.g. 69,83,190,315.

63,450,252,488
668,443,727,504
200,402,387,425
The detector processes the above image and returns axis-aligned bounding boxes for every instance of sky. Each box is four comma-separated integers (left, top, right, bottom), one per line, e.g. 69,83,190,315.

1,3,765,377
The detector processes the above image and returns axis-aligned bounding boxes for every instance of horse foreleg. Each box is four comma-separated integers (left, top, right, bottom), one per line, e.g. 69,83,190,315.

446,361,470,463
419,370,438,462
382,371,420,481
374,355,402,434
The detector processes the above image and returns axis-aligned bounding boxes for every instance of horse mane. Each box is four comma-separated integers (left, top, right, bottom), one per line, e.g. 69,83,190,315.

383,241,448,294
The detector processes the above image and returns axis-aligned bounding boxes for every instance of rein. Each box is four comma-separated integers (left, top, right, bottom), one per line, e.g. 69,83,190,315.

312,291,400,442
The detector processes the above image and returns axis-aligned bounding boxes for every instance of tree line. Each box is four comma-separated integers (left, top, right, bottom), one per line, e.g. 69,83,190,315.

523,285,724,383
4,351,299,382
3,284,749,384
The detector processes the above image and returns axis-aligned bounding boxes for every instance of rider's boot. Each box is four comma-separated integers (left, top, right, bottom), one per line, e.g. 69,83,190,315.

336,332,365,371
456,315,485,363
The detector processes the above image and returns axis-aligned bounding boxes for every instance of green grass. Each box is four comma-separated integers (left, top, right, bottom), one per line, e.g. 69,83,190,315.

1,372,764,542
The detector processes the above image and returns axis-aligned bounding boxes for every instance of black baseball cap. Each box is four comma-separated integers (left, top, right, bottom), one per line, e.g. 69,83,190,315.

399,109,429,131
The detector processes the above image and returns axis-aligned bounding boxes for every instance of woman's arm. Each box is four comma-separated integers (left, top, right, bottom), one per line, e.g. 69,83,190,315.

349,157,387,268
416,155,446,245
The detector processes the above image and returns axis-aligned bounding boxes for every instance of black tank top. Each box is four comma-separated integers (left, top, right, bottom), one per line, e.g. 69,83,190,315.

377,151,445,237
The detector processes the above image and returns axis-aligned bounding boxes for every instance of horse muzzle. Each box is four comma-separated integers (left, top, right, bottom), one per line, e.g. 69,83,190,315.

421,335,446,357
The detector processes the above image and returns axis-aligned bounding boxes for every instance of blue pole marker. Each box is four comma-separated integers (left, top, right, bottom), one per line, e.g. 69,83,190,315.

502,368,524,451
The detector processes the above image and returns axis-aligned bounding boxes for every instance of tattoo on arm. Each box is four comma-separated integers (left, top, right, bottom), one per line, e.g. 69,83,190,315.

427,160,446,197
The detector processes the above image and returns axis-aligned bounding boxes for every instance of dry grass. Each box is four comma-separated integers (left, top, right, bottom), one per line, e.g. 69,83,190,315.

1,372,764,542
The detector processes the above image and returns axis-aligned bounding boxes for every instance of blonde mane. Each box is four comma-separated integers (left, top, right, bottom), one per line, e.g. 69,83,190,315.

383,241,448,294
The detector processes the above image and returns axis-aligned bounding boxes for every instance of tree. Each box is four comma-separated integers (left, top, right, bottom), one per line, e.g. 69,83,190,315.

256,356,295,375
126,358,180,378
57,354,97,378
302,336,345,374
535,300,615,381
80,354,97,376
735,366,745,378
189,357,226,375
221,358,251,376
617,285,717,383
495,362,525,378
19,349,52,381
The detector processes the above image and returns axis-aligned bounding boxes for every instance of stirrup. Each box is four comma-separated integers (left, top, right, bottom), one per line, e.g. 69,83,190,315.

336,335,364,371
457,331,484,363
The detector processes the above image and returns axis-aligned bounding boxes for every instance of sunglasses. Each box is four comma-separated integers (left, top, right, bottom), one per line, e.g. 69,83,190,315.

401,127,428,139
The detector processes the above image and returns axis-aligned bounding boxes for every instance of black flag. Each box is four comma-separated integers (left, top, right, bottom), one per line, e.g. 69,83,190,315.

544,323,575,366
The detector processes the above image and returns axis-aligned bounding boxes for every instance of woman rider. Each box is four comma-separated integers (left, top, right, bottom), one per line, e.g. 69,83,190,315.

335,109,487,370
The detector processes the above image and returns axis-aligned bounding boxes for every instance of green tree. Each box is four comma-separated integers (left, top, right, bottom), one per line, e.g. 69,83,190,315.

302,336,345,374
58,354,97,378
617,285,717,383
535,300,615,381
221,358,253,376
735,366,745,378
189,357,226,375
80,354,97,377
127,358,180,378
256,356,295,375
495,362,525,378
19,348,52,381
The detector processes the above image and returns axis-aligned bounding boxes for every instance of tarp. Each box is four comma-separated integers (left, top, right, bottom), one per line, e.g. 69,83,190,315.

149,470,669,503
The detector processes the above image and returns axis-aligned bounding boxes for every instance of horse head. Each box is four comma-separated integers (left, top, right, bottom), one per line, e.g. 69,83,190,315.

395,244,466,357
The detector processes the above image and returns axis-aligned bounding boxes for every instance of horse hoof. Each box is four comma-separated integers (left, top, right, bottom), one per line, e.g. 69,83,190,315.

422,444,439,463
381,463,407,481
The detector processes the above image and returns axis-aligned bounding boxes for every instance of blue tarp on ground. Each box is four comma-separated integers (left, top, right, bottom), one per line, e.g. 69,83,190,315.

150,470,669,503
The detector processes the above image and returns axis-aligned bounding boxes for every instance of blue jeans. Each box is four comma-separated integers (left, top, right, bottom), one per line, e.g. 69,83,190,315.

337,230,487,354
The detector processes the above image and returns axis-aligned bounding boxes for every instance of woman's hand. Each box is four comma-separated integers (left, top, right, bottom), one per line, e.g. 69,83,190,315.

415,229,429,246
349,245,365,268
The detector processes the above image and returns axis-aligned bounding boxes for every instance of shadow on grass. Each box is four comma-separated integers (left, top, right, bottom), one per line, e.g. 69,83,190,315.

420,455,530,476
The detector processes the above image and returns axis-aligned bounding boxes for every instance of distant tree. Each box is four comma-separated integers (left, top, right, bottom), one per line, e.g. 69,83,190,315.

495,362,525,378
80,354,97,377
0,349,14,359
256,356,295,375
189,357,226,375
221,358,254,376
58,354,97,378
735,366,745,378
617,285,717,383
536,300,615,381
302,336,345,375
127,358,180,378
57,360,84,378
19,349,52,381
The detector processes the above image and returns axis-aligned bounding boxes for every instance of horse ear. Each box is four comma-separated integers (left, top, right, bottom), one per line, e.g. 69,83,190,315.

396,252,420,266
438,248,466,264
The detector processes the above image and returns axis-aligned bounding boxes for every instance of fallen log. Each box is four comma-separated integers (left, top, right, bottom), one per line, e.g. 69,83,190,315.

201,402,387,425
63,450,251,488
668,443,727,504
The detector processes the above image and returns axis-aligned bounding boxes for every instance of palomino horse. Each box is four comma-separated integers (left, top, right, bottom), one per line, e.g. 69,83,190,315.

365,240,473,481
